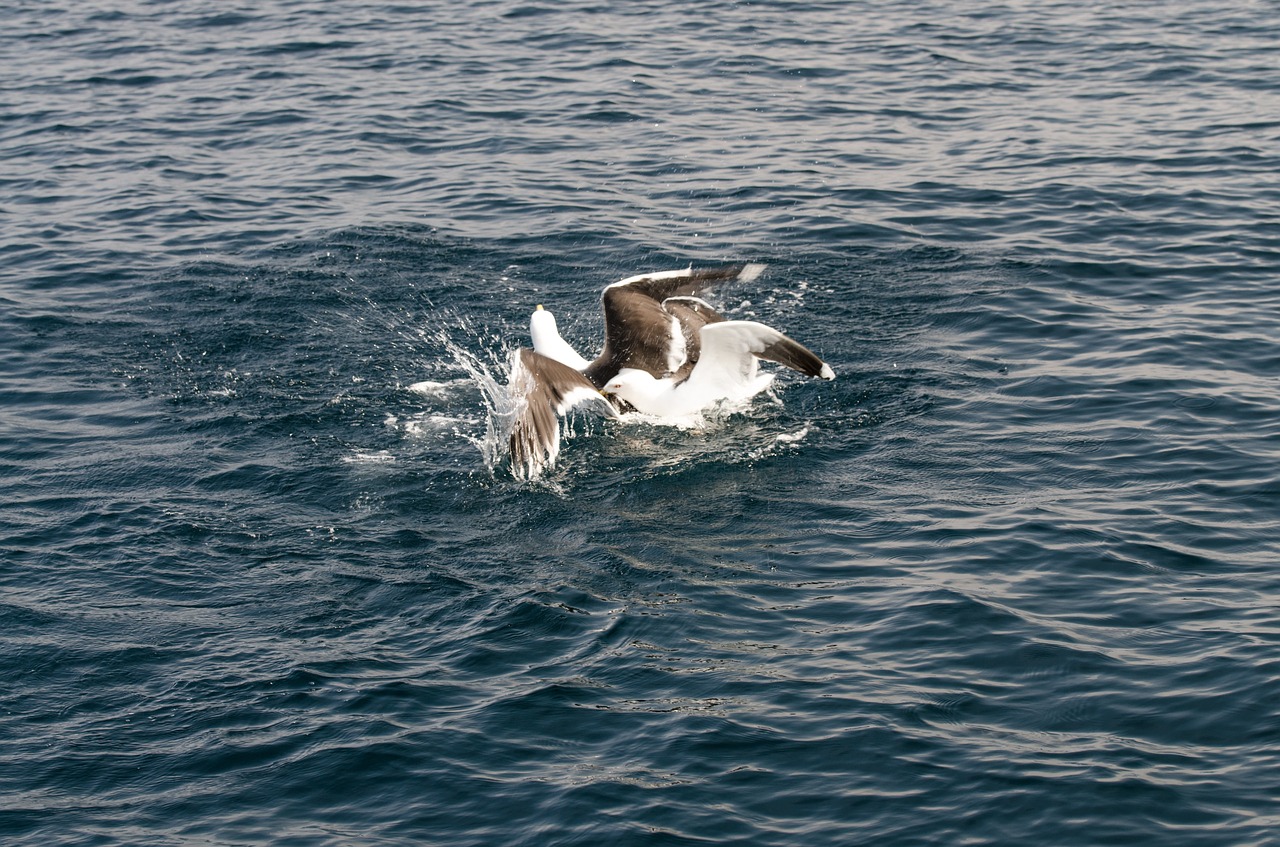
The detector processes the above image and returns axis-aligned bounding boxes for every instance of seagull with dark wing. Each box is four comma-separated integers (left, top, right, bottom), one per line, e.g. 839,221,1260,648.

507,263,834,479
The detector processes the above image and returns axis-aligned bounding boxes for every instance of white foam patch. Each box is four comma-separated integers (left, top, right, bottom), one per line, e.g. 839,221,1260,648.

774,425,811,444
343,450,396,465
394,413,476,437
617,409,707,431
741,424,816,463
407,378,469,396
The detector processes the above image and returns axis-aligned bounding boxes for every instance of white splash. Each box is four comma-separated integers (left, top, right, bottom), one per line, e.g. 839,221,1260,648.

429,329,521,475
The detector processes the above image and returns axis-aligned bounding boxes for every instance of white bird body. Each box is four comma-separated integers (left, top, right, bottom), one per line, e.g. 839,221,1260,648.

602,320,831,418
604,366,772,419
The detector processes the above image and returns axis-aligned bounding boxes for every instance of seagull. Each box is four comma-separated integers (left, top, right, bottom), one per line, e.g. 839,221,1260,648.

507,263,833,479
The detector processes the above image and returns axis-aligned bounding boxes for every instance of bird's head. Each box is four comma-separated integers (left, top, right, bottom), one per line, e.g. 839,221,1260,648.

602,369,657,405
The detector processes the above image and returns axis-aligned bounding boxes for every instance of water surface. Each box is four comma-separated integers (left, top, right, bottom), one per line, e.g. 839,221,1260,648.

2,1,1278,845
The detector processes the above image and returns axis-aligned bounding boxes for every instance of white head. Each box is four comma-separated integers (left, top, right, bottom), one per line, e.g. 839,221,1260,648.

529,305,592,371
602,368,661,409
529,304,561,349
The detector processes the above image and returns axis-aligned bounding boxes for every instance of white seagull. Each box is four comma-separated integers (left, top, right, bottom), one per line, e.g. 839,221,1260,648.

507,263,834,479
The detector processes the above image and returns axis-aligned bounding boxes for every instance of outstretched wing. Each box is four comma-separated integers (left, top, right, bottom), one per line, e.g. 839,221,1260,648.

606,263,764,303
690,320,835,394
508,349,617,480
586,263,764,385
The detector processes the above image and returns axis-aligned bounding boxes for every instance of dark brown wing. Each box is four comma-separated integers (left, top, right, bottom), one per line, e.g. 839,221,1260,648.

755,334,834,379
585,264,762,386
509,349,616,480
609,263,758,303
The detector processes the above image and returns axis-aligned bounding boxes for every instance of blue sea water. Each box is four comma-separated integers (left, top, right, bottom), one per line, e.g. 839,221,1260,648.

2,0,1279,844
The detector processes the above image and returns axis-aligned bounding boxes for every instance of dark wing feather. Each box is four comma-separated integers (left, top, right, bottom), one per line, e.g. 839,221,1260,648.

611,263,756,302
586,264,761,386
587,284,676,383
755,335,834,379
509,349,616,480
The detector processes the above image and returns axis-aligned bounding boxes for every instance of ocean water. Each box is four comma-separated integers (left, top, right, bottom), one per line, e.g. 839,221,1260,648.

2,1,1278,844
